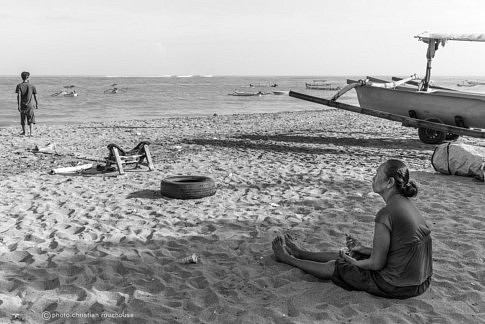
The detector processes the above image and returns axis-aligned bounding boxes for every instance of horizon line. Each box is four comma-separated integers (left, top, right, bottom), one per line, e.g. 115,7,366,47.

2,74,485,78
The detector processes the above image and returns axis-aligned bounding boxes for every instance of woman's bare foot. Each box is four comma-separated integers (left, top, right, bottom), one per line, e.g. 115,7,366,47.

272,236,291,263
284,233,303,258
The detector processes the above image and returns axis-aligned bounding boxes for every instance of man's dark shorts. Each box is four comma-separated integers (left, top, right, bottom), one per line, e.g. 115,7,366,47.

331,257,431,299
20,108,35,126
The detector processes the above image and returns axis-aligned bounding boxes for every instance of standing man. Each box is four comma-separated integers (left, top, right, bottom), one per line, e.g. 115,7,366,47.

15,71,38,136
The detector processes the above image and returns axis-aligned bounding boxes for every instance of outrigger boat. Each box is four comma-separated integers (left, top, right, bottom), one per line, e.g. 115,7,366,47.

104,84,128,94
457,80,485,87
305,80,341,91
457,81,476,87
51,85,78,97
228,90,270,96
290,32,485,144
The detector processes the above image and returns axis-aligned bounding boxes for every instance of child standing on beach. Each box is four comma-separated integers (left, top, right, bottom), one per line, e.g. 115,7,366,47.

15,71,38,136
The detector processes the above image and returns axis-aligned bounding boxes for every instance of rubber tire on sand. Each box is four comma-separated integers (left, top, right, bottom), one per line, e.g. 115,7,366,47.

160,176,216,199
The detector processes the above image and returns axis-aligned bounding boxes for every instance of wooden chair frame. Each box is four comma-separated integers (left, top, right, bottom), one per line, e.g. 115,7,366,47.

106,142,154,175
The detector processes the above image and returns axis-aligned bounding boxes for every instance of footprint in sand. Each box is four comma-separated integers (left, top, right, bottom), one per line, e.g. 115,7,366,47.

10,251,34,264
114,262,130,276
8,243,18,252
24,233,45,243
35,277,61,290
43,302,58,313
287,298,301,317
134,278,166,294
49,240,59,249
73,226,86,235
58,264,84,277
187,276,210,290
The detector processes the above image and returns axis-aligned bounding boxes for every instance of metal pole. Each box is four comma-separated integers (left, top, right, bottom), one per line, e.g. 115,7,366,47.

423,39,436,91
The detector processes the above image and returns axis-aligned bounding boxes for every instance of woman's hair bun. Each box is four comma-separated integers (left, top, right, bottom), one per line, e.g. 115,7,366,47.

402,179,418,198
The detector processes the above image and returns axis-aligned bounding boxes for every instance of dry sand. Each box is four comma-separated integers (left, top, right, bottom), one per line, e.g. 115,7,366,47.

0,109,484,323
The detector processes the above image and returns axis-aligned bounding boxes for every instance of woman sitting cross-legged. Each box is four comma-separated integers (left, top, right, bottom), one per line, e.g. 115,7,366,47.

272,159,432,299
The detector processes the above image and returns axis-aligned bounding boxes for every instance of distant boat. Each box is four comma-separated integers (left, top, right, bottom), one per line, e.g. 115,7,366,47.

228,90,270,96
51,90,68,97
104,85,127,94
273,91,289,95
245,81,278,88
305,80,341,90
457,80,485,87
51,85,78,97
457,81,476,87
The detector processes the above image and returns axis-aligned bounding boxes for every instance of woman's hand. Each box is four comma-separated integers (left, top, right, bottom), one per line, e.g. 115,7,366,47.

339,248,357,264
346,234,364,252
346,234,358,248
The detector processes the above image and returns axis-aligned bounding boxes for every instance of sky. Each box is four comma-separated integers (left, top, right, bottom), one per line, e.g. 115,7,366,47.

2,0,485,76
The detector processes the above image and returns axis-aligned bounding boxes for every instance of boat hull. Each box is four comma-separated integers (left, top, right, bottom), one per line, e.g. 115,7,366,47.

354,85,485,129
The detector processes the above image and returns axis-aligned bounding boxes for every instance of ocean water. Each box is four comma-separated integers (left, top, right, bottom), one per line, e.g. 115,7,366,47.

1,75,484,128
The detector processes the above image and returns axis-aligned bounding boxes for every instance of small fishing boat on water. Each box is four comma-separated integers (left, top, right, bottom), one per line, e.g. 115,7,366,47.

241,81,278,88
305,80,341,90
51,85,78,97
228,90,270,96
290,32,485,144
457,80,485,87
457,81,476,87
104,83,128,94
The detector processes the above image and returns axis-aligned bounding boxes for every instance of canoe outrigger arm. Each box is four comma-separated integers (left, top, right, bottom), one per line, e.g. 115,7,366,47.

330,74,419,102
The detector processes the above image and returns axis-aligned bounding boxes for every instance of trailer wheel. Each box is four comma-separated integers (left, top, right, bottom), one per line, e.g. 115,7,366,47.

445,133,460,141
418,118,446,144
160,176,216,199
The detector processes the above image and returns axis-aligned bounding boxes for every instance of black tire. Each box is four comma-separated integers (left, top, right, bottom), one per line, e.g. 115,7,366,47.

160,176,216,199
445,133,460,141
417,118,446,144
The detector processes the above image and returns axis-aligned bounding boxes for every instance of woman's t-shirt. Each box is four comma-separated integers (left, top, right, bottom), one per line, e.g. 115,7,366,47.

375,197,433,287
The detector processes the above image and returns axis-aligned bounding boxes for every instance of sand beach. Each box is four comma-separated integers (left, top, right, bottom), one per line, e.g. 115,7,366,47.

0,109,484,323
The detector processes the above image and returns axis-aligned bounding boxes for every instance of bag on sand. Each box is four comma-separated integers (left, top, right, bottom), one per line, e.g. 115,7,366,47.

431,142,485,181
